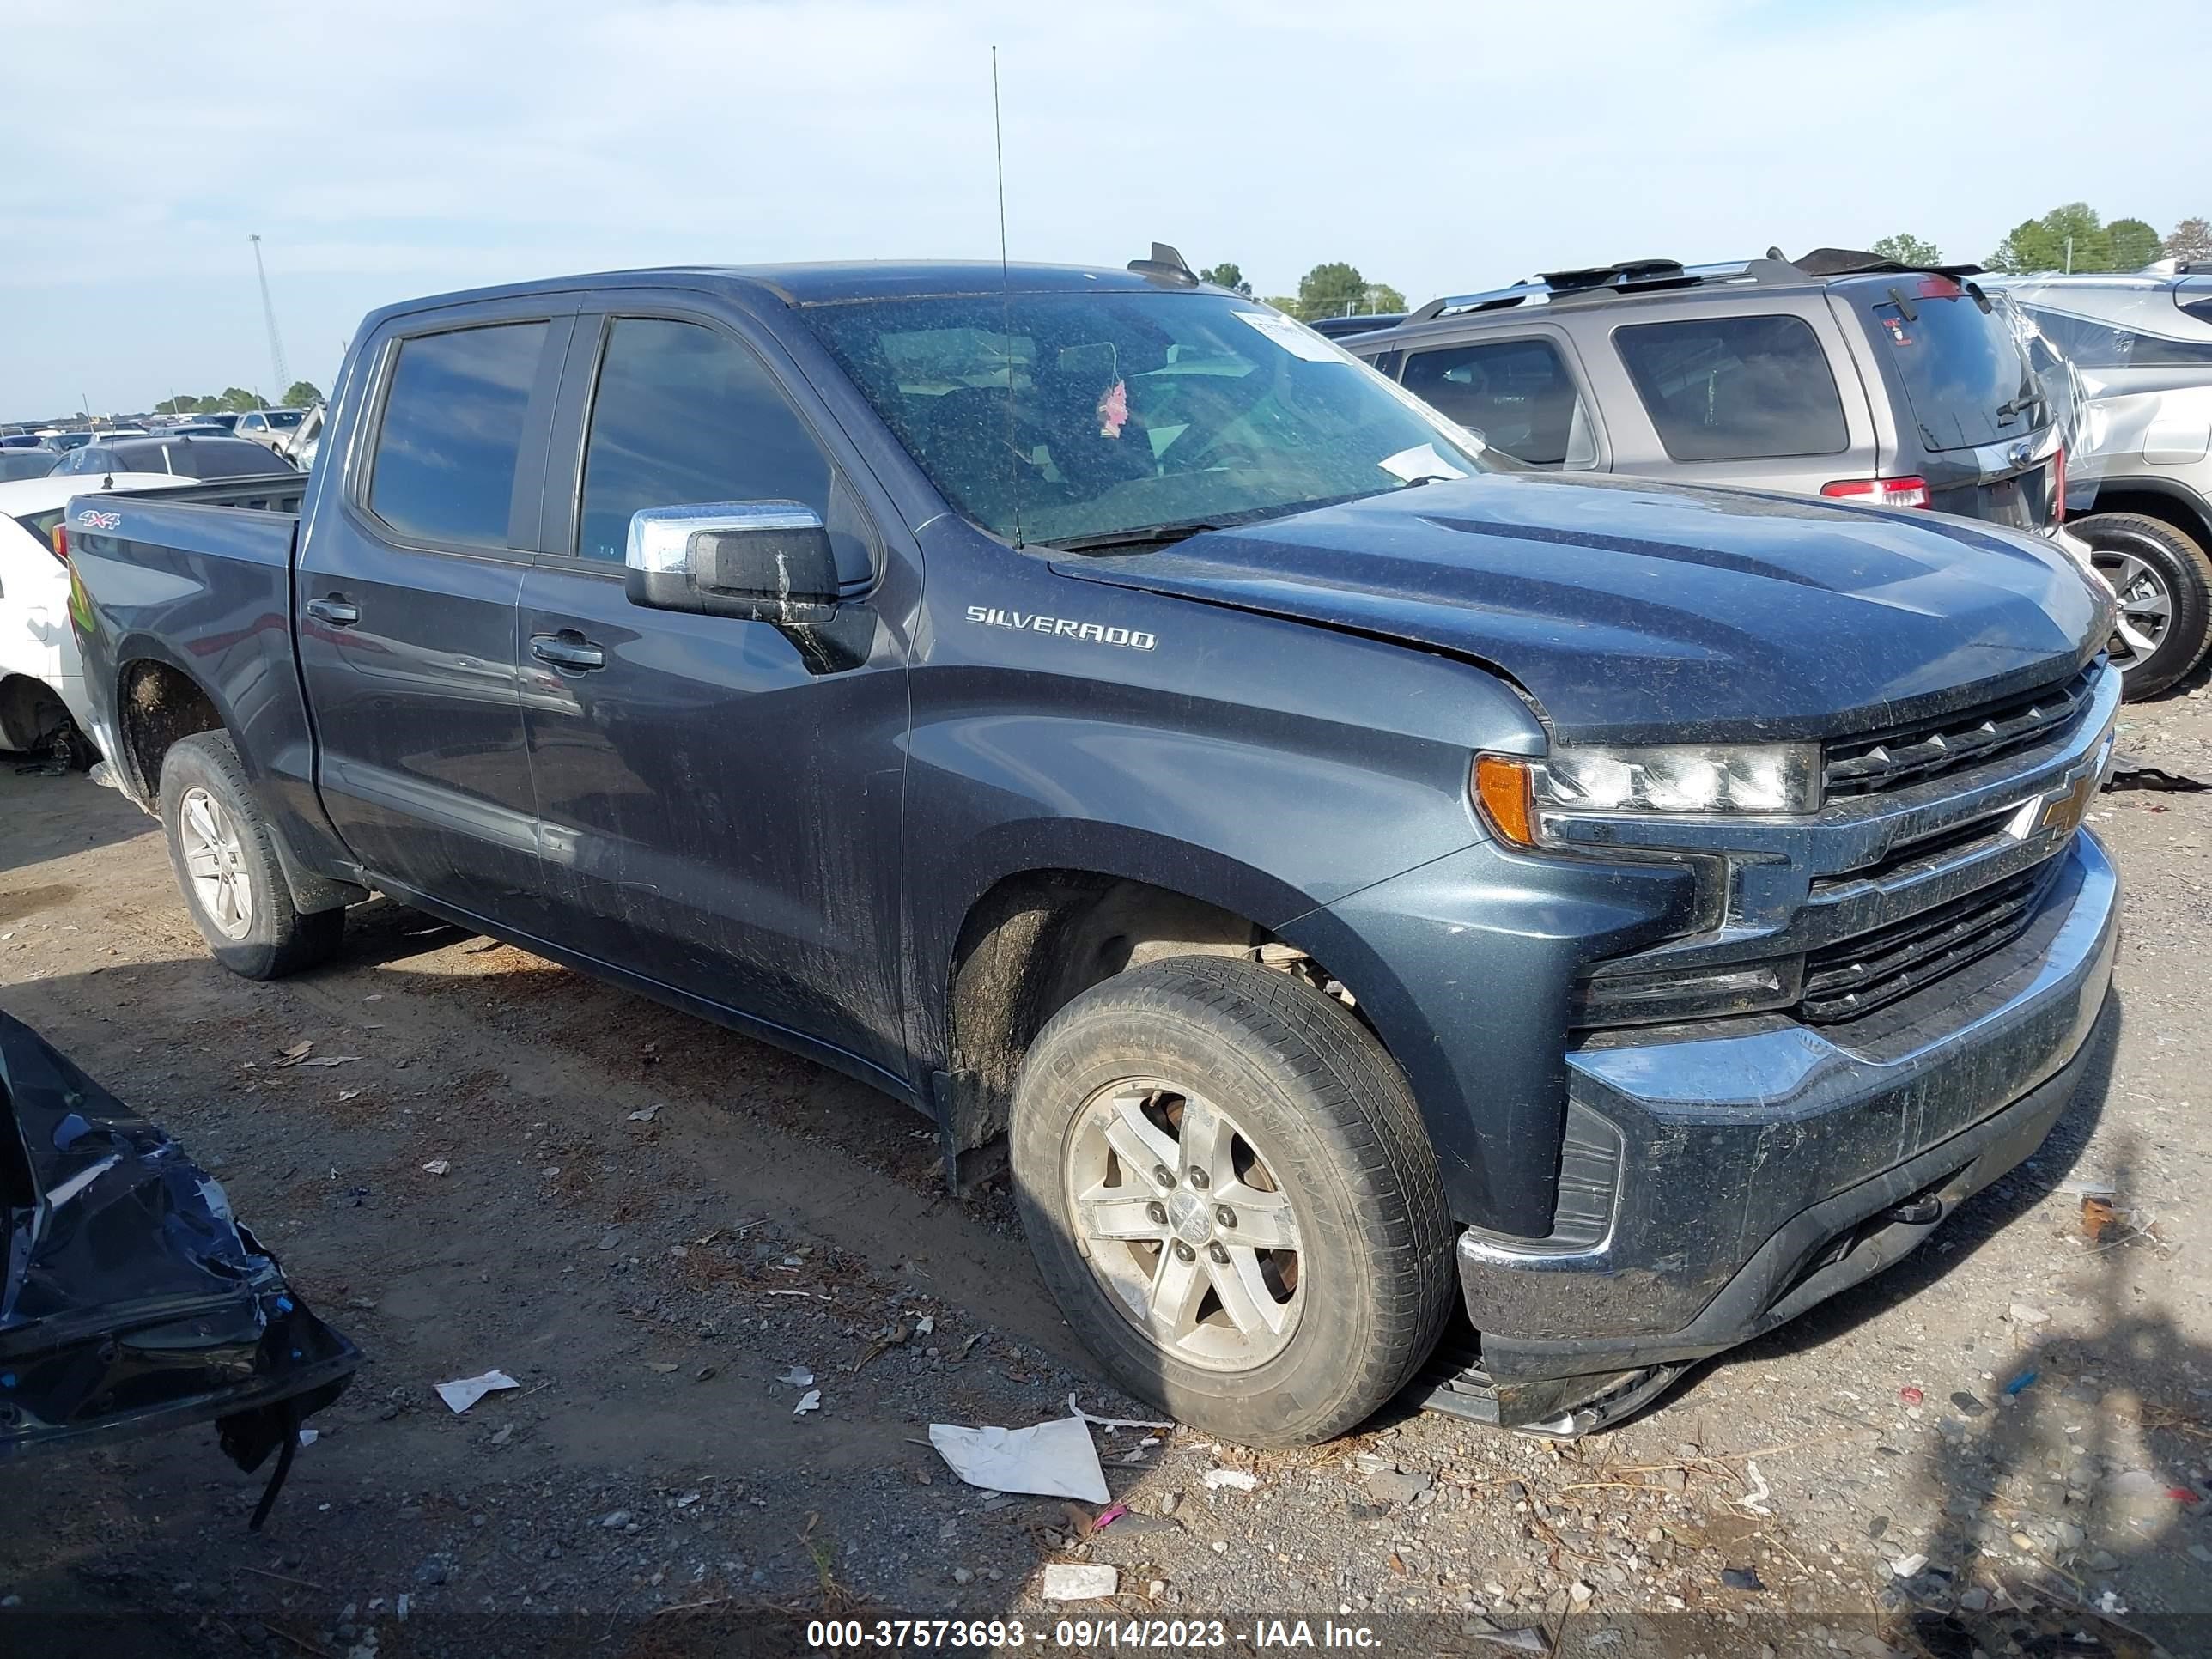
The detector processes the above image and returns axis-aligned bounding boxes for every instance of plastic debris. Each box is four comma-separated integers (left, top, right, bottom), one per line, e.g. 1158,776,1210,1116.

1202,1468,1259,1492
2003,1370,2039,1396
1092,1502,1128,1531
793,1389,822,1416
1065,1390,1175,1431
778,1366,816,1388
1719,1566,1763,1591
626,1106,659,1122
2106,764,2207,793
434,1370,519,1413
1738,1460,1772,1516
916,1316,935,1336
1041,1563,1118,1601
1892,1552,1929,1578
295,1427,319,1448
928,1416,1110,1504
1899,1385,1925,1406
422,1158,451,1176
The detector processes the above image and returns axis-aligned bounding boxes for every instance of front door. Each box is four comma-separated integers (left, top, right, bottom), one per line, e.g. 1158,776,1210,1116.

520,311,913,1081
296,308,572,927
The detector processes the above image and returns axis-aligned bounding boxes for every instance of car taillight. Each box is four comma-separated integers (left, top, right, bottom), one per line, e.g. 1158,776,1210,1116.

2051,446,2067,526
1820,476,1931,509
50,523,68,562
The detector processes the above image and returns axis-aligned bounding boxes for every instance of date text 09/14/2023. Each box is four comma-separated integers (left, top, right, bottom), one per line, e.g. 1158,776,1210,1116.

805,1618,1385,1650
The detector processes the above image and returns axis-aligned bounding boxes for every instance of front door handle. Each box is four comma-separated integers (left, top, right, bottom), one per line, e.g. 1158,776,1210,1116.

529,632,605,671
306,595,359,627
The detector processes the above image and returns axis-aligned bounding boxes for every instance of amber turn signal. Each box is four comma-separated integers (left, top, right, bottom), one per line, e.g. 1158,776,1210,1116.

1474,755,1537,848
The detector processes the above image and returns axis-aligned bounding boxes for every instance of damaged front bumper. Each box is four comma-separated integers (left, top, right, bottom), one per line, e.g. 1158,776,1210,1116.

1,1011,356,1520
1434,830,2118,1435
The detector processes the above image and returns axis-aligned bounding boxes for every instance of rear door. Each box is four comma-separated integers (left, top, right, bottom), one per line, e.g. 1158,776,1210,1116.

296,301,574,927
1830,276,2060,528
517,299,915,1083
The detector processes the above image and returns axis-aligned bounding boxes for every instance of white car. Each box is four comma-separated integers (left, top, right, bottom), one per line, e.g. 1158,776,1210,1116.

0,473,191,754
234,407,307,450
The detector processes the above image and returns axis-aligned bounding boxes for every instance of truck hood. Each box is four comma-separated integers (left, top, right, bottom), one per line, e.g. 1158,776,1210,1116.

1052,473,2107,744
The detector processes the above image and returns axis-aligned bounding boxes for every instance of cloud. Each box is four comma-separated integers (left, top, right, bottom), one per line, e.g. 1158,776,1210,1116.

3,0,2205,412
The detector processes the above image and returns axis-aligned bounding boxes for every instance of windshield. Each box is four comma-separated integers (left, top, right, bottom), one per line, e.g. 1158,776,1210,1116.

1864,285,2045,452
804,289,1496,545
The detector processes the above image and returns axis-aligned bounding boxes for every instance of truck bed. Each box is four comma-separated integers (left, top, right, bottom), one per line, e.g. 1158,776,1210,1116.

64,474,341,882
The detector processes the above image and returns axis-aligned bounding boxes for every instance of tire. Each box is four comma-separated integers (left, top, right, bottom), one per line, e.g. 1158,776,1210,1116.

1011,955,1455,1447
2071,512,2212,701
158,731,344,979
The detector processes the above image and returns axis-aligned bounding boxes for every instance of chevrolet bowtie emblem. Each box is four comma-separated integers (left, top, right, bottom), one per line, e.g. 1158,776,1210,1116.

2039,772,2098,836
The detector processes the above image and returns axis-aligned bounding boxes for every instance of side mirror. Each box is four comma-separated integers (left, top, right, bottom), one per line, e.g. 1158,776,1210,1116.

623,501,840,621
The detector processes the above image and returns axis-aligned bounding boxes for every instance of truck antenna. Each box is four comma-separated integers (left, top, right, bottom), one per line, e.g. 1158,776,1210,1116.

992,45,1022,549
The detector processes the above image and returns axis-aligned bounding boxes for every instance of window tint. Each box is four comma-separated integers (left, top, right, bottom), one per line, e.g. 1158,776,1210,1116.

1615,314,1848,461
1400,338,1591,467
575,318,832,562
368,321,550,548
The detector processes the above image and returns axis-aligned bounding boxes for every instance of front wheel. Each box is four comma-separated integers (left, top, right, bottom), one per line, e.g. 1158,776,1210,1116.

1011,955,1455,1447
2072,512,2212,700
159,731,344,979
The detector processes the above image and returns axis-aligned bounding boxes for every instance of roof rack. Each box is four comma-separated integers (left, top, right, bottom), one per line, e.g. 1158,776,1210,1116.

1406,258,1806,323
1405,246,1993,325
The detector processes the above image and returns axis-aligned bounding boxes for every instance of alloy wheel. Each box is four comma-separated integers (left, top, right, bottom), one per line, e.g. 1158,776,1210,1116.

1062,1079,1304,1371
178,786,254,939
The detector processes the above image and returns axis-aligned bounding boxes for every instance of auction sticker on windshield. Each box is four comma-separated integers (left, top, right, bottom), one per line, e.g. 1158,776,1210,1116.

1233,310,1346,363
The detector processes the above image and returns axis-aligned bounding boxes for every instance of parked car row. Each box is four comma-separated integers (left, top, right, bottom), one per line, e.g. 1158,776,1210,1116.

53,245,2121,1445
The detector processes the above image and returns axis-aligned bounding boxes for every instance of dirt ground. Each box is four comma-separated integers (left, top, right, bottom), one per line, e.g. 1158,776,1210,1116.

3,699,2209,1659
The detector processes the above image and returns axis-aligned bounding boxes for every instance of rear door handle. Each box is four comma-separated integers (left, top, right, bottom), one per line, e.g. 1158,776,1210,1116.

529,633,605,671
306,596,359,627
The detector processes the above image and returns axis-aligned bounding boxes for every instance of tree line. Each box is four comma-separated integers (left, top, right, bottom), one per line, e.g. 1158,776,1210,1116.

1875,204,2207,274
1204,204,2205,328
153,381,324,416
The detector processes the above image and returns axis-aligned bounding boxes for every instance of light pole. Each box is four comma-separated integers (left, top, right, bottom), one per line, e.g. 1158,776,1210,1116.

248,234,290,404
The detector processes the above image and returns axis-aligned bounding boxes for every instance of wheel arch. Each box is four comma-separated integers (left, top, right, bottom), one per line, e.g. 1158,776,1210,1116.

932,840,1389,1165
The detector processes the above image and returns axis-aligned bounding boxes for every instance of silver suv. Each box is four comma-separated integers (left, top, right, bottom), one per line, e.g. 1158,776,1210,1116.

1984,270,2212,696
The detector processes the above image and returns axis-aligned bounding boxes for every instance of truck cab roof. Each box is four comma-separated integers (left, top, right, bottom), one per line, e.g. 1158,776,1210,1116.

370,261,1206,327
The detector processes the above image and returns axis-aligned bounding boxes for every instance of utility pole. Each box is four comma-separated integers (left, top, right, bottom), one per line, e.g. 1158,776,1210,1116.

248,234,290,404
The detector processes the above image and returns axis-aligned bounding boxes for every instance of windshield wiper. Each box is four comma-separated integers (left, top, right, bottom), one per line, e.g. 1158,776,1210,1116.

1049,520,1230,553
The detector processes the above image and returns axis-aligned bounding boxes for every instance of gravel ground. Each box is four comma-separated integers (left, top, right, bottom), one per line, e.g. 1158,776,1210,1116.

2,695,2209,1659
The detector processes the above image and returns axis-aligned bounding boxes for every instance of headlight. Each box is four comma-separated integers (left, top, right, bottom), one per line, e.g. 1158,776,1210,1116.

1474,743,1821,848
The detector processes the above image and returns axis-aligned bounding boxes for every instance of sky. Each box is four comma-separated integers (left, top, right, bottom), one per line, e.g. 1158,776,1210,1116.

3,0,2206,419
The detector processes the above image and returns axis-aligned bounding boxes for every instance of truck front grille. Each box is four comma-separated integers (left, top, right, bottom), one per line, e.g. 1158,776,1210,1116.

1823,669,2094,798
1798,858,2060,1024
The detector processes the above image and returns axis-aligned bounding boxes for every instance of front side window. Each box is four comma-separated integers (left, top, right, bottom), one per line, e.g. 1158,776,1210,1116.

574,318,833,562
1399,338,1591,468
1615,314,1850,461
368,321,550,548
804,290,1497,546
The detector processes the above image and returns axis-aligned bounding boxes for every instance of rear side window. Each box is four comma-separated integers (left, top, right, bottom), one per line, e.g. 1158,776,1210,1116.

2025,305,2212,370
1399,338,1592,467
1615,315,1848,461
368,322,550,548
575,318,832,563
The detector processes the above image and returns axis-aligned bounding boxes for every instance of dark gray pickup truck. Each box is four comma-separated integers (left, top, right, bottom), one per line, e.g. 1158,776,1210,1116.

67,254,2121,1444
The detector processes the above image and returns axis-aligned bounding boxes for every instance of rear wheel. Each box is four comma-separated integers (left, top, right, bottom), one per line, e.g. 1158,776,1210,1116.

1011,955,1455,1447
2071,512,2212,700
159,731,344,979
